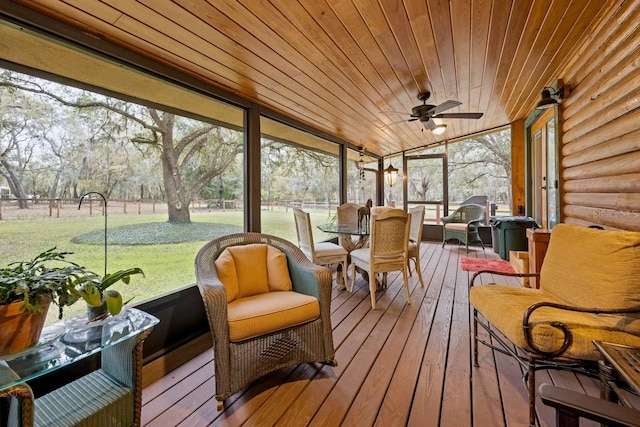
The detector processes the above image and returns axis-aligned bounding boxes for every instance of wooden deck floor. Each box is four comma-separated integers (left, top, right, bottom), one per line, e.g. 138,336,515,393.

141,242,601,427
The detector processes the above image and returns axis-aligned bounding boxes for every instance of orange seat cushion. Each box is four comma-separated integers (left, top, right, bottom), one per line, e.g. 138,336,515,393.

470,284,640,360
227,291,320,341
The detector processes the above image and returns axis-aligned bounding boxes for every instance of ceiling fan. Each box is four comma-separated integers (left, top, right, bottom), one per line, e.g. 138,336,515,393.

403,91,483,134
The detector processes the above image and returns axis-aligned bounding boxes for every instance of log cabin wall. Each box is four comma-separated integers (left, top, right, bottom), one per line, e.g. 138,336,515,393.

558,0,640,231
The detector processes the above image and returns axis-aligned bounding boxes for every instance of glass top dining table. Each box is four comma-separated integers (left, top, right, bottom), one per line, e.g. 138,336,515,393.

316,222,369,236
317,222,377,288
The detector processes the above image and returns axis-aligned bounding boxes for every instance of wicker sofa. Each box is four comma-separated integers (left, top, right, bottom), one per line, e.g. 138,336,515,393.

469,223,640,427
195,233,336,410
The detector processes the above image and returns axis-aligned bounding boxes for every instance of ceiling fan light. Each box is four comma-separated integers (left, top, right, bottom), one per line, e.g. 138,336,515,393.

432,124,447,135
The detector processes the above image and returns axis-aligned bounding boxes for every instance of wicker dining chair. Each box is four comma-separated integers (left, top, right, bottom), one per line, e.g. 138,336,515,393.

408,205,425,287
336,203,362,253
293,207,349,289
350,209,411,309
195,233,336,410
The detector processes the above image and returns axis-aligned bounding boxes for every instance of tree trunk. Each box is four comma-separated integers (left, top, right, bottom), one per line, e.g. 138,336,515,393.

49,169,61,200
0,158,28,209
159,114,191,223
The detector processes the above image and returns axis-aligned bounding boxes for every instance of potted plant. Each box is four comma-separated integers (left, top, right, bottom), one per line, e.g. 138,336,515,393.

0,248,90,355
77,267,144,319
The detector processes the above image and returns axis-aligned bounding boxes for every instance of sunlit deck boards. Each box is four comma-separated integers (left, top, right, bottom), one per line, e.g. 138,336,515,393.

141,241,601,427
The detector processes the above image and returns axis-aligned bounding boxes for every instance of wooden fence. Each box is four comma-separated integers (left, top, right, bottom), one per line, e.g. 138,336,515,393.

0,198,242,221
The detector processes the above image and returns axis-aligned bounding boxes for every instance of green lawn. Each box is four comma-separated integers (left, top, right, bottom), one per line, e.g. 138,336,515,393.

0,207,336,324
2,202,507,325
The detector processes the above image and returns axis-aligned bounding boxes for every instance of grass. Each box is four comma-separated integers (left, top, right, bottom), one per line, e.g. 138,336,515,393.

0,206,335,325
72,222,242,244
2,202,507,325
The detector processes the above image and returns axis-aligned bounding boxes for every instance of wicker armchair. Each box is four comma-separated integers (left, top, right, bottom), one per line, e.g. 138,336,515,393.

195,233,336,410
470,224,640,427
441,204,485,252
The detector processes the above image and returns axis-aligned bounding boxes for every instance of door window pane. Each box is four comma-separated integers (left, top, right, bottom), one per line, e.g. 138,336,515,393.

448,129,512,217
546,118,558,227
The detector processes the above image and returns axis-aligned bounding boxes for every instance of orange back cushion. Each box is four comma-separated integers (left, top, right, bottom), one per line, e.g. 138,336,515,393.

214,244,292,302
541,224,640,310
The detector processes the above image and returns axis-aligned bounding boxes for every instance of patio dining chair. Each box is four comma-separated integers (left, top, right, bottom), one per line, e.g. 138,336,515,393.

293,207,349,289
408,205,425,287
350,209,411,309
337,203,364,253
370,206,393,214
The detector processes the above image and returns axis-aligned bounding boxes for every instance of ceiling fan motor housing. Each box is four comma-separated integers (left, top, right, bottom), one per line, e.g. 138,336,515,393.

412,104,436,117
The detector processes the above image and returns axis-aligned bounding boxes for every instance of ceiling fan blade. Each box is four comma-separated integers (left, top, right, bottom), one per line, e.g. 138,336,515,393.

434,112,484,119
432,100,462,115
408,118,419,122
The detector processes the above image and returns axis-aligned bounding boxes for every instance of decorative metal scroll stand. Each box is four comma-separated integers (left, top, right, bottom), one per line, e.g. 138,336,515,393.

78,192,108,278
78,192,108,321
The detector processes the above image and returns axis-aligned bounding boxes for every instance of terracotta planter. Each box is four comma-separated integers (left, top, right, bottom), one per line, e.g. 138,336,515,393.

0,298,51,356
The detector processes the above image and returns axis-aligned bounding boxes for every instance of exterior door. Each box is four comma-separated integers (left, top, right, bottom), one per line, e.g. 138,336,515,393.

530,108,559,228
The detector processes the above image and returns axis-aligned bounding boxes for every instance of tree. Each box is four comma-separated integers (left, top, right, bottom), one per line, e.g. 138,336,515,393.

0,74,54,208
448,130,512,206
260,139,338,210
133,112,242,222
0,71,243,222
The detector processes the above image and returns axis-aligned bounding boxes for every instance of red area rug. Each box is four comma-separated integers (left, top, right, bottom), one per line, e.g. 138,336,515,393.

460,257,515,274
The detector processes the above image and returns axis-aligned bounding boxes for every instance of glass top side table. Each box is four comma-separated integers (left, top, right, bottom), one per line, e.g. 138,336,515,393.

0,307,158,426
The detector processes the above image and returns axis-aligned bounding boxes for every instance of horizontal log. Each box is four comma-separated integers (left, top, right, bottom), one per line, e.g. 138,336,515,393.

562,110,640,156
563,127,640,168
563,173,640,193
563,150,640,179
563,17,640,113
564,192,640,212
561,0,639,90
564,205,640,231
563,77,640,144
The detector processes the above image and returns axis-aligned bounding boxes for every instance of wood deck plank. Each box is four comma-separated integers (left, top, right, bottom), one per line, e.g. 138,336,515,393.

407,248,458,427
340,271,431,425
141,360,214,425
373,241,448,426
142,241,606,427
439,261,473,427
307,273,421,425
274,270,408,426
469,267,507,427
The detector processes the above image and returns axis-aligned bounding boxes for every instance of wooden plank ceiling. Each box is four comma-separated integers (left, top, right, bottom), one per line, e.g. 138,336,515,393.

13,0,608,157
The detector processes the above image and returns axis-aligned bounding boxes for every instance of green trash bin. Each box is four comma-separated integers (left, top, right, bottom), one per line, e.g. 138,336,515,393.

490,216,538,260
